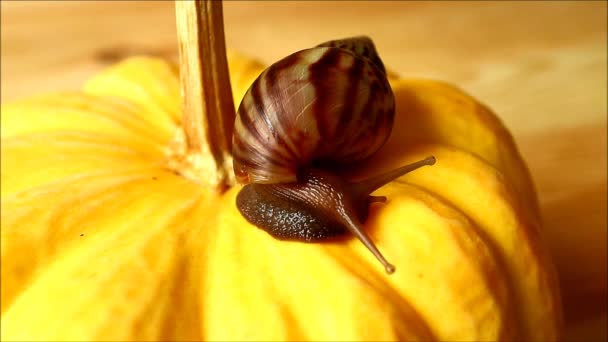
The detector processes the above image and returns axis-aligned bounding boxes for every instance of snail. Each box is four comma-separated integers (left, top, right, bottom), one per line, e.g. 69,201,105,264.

233,36,435,274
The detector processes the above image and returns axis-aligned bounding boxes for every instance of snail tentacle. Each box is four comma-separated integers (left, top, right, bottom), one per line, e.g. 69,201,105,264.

367,195,387,204
352,156,437,198
338,211,396,274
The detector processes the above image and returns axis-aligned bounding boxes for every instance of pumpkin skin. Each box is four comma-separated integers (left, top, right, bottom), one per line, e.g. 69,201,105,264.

0,52,562,341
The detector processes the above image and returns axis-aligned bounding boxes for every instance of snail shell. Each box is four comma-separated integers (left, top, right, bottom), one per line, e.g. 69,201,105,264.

233,36,395,184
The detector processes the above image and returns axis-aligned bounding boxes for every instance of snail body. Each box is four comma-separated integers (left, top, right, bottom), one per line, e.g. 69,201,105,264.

233,37,435,274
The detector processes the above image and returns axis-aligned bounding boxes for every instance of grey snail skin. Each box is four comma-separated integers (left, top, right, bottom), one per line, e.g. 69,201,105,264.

233,36,436,274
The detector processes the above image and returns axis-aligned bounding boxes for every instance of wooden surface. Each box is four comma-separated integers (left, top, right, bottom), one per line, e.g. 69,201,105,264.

1,1,606,340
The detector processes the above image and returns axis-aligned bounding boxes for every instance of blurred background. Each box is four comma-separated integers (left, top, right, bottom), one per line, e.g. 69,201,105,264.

1,1,606,340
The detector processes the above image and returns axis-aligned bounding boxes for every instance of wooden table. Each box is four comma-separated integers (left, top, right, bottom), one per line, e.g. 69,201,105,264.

2,1,606,340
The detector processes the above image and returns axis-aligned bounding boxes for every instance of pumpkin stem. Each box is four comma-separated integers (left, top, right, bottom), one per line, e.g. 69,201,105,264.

354,156,436,196
169,0,235,190
339,212,396,274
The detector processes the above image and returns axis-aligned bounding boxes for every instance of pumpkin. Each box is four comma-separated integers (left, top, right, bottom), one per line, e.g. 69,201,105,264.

1,49,562,342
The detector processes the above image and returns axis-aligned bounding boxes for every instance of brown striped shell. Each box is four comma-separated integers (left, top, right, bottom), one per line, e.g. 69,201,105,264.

233,36,395,184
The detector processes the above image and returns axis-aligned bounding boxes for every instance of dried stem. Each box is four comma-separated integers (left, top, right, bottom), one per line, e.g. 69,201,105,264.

170,0,235,190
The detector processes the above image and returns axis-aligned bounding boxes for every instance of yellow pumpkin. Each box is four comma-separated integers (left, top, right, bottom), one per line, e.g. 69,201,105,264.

1,50,562,340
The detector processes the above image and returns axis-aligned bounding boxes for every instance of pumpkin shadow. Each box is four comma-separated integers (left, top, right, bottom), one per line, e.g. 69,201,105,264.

374,83,440,164
325,81,439,179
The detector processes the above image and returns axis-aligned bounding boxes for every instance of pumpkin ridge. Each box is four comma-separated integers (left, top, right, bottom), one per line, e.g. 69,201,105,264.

0,139,164,197
273,301,311,340
1,177,204,340
1,171,173,313
1,169,166,206
79,93,177,144
362,184,512,340
123,199,205,341
387,79,540,224
384,144,560,340
324,247,436,341
44,92,174,141
83,57,181,126
259,242,311,341
1,166,168,201
271,236,432,340
391,181,519,339
1,93,173,146
2,131,164,160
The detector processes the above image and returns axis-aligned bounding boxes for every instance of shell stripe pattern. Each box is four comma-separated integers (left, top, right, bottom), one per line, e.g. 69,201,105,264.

317,36,387,74
233,38,395,185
